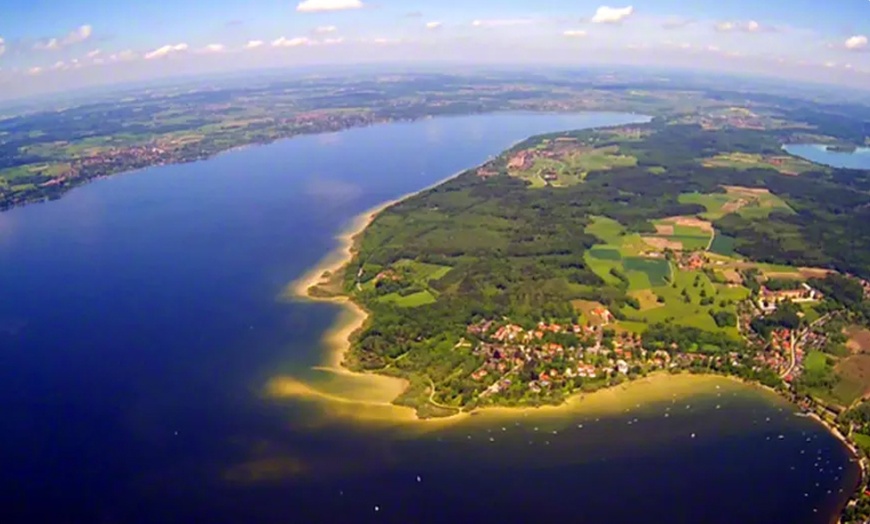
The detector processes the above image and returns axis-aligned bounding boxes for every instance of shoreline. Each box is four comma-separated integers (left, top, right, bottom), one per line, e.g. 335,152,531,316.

280,162,870,432
274,130,867,519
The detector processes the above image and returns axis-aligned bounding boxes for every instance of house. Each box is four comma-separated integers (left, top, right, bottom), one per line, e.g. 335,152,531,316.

758,283,821,312
616,359,630,375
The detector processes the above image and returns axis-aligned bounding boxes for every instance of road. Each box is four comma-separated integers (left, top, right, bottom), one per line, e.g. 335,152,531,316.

780,312,835,379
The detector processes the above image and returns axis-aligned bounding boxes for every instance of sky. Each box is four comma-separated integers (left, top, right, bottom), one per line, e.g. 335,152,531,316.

0,0,869,100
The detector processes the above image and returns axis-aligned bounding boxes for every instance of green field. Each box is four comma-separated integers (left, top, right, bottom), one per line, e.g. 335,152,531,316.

378,290,437,308
852,433,870,455
618,266,745,337
709,234,737,257
584,251,623,285
393,259,452,282
588,247,622,261
701,152,820,175
585,215,626,245
804,351,829,374
624,257,671,288
678,189,793,221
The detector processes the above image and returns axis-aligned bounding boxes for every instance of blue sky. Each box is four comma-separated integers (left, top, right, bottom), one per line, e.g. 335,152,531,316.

0,0,868,99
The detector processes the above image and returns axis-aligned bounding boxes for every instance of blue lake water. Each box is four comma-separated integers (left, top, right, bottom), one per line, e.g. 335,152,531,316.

0,112,859,523
784,143,870,170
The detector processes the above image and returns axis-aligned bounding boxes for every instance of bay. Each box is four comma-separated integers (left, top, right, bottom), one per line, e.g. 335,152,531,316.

784,143,870,170
0,112,858,523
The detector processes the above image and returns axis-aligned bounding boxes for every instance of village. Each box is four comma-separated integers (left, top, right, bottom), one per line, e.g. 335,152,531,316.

462,273,844,401
26,110,384,196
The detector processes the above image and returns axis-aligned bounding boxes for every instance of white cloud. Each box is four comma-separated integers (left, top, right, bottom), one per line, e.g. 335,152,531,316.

272,36,313,47
314,25,338,34
202,44,226,53
51,60,67,71
86,49,101,58
591,6,634,24
144,43,189,60
66,25,92,45
471,19,533,28
563,30,588,38
824,61,837,68
715,20,766,33
845,35,868,51
35,25,93,51
322,37,345,45
426,21,442,30
0,37,5,58
372,37,400,45
245,40,265,50
296,0,363,13
27,66,43,76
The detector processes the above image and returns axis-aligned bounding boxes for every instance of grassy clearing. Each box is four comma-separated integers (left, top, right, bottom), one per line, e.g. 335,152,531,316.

393,259,452,282
646,218,712,252
709,234,737,257
804,351,829,374
615,320,649,334
624,257,671,288
678,188,793,221
701,152,819,175
586,216,626,245
620,268,743,337
584,251,622,285
630,289,663,311
852,433,870,454
588,247,622,261
378,290,437,308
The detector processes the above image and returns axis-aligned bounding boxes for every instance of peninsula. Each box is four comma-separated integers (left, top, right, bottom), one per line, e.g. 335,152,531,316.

302,110,870,522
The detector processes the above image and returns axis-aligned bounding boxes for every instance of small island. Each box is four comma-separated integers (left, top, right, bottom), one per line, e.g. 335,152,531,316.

827,144,860,153
304,113,870,522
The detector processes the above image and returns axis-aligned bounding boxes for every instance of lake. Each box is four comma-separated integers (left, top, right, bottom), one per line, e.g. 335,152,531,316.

784,143,870,170
0,112,859,523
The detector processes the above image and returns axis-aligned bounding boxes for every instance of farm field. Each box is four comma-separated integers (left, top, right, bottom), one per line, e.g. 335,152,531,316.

617,265,748,337
361,259,451,308
679,186,794,220
645,216,713,252
700,152,821,175
378,290,437,308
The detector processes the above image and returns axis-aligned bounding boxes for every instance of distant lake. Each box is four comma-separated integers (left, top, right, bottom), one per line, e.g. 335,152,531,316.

784,143,870,170
0,112,858,524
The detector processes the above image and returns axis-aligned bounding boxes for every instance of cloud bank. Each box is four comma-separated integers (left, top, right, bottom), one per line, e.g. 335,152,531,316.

35,25,93,51
272,36,313,47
